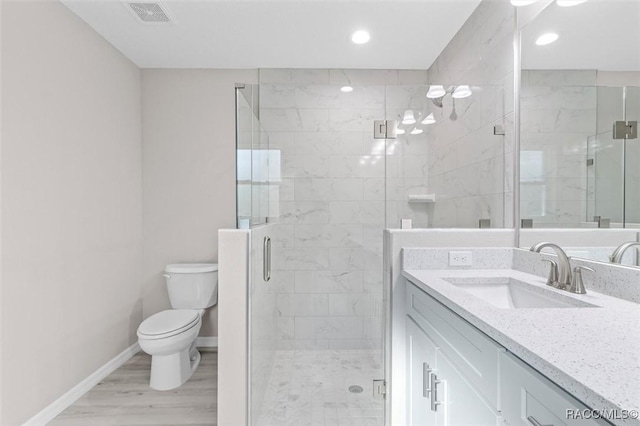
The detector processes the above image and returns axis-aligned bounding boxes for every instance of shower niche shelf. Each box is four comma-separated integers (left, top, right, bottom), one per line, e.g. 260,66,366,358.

408,194,436,203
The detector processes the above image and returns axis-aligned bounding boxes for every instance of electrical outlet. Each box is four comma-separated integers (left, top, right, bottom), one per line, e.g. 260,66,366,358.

449,251,473,267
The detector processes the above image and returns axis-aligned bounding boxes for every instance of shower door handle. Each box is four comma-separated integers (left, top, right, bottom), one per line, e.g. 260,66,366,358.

263,236,271,282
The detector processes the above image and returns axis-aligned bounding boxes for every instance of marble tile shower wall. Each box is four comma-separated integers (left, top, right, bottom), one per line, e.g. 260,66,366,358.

259,69,428,350
521,70,597,225
426,0,515,228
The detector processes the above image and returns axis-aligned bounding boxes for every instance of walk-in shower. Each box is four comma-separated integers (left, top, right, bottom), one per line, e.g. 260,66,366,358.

235,73,509,425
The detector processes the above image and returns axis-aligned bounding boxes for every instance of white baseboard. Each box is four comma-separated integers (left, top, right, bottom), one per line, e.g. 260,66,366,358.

23,342,140,426
196,336,218,348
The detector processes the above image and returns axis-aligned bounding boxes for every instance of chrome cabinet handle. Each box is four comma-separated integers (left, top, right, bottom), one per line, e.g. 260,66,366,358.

527,416,552,426
422,363,432,397
263,236,271,282
430,373,444,411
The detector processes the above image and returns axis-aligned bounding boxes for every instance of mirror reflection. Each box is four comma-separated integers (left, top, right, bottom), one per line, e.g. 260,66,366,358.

519,0,640,265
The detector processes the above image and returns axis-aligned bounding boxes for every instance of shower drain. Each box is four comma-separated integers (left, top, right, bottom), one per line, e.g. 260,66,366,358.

348,385,364,393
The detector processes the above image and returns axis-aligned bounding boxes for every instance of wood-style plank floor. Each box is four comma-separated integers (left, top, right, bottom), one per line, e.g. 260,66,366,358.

49,351,217,426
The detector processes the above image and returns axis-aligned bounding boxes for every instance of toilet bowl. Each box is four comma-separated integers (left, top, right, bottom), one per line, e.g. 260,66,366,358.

137,263,218,390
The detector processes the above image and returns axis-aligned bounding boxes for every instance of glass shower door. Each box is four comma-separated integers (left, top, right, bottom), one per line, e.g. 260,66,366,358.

625,86,640,227
245,82,389,426
236,84,273,228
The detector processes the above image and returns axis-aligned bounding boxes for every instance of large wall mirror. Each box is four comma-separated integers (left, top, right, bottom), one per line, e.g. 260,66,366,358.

518,0,640,265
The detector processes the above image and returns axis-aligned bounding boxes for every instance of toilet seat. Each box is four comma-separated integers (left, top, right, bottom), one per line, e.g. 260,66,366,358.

138,310,200,340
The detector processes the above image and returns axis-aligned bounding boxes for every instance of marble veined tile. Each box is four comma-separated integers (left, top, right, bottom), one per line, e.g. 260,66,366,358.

294,270,364,294
293,224,363,248
260,108,329,132
329,69,399,86
294,178,364,201
272,248,329,271
278,201,330,224
329,293,372,316
277,294,329,317
260,68,330,85
329,109,385,132
254,350,383,426
294,132,364,156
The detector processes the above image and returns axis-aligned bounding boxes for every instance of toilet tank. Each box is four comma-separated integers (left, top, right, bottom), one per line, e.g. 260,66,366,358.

164,263,218,309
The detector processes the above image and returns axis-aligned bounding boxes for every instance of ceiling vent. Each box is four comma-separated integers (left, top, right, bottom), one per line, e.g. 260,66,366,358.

127,2,171,23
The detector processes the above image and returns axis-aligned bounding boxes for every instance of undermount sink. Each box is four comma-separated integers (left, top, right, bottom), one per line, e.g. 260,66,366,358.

443,277,599,309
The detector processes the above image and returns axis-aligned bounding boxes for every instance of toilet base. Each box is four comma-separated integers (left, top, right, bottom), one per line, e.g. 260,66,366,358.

149,341,201,391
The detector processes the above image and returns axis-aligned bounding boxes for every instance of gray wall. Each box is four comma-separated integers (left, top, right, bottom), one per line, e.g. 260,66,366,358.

141,69,258,336
1,1,142,424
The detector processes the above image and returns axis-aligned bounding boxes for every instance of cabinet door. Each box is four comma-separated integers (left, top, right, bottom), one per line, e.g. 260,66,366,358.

407,317,438,426
433,350,499,426
500,353,605,426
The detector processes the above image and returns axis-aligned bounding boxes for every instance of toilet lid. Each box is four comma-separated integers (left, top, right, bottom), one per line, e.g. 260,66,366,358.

138,310,200,339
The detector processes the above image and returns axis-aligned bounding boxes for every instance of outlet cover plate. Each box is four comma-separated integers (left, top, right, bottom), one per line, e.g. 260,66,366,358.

449,251,473,267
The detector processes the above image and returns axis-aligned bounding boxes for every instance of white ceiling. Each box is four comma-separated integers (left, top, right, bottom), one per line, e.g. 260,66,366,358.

60,0,481,70
522,0,640,71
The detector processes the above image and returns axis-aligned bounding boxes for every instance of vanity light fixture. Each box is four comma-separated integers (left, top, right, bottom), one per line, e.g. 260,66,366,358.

351,30,370,44
452,85,472,99
536,32,559,46
410,128,423,135
421,113,436,125
556,0,587,6
340,86,353,93
510,0,537,6
426,85,446,99
402,110,416,125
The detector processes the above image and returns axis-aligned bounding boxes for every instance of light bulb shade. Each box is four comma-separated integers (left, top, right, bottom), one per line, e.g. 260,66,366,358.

426,85,446,99
340,86,353,93
402,110,416,125
421,112,436,125
396,128,406,135
452,85,472,99
410,128,424,135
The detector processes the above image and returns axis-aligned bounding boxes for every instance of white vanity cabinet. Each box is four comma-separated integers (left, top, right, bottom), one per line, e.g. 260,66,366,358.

406,282,502,426
405,280,610,426
407,318,438,426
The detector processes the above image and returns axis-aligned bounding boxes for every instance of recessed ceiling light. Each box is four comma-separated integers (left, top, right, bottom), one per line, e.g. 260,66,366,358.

351,30,370,45
556,0,587,6
536,32,559,46
510,0,537,6
410,128,423,135
340,86,353,93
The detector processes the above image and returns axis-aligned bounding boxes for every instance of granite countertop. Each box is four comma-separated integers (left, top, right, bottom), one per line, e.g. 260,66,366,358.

402,268,640,425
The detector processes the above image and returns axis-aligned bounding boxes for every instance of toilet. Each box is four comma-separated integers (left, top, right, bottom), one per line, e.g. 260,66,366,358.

137,263,218,391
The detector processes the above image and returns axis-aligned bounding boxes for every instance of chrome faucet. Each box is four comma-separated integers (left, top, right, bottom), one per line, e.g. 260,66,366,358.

530,242,572,289
609,241,640,264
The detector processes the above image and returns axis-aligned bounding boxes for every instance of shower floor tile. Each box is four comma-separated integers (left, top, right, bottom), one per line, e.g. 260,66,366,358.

255,349,384,426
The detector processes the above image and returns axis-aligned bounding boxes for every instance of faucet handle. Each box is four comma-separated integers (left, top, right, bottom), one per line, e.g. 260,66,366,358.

569,266,594,294
541,259,558,287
